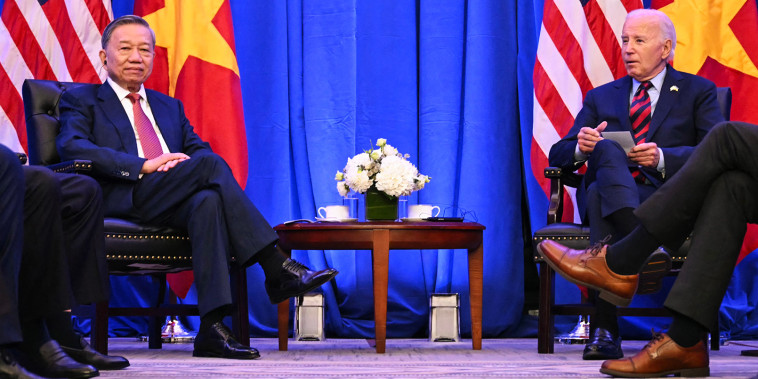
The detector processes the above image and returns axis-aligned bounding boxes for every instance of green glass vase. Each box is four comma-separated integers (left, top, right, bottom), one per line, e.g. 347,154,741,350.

364,187,398,220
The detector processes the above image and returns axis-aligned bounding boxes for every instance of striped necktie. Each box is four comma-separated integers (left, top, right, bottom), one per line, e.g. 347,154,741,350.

629,82,652,183
630,81,652,144
126,93,163,159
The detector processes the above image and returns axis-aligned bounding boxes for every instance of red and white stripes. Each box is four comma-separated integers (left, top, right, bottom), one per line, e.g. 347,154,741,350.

0,0,112,153
531,0,641,222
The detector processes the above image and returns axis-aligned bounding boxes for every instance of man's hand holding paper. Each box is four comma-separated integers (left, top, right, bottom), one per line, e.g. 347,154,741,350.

628,142,660,168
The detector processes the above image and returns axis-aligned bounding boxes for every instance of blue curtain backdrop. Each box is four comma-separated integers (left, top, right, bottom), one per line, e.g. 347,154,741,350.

3,0,748,339
94,0,526,339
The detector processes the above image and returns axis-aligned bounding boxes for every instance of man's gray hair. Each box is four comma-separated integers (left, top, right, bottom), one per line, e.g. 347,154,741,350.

101,15,156,49
626,9,676,61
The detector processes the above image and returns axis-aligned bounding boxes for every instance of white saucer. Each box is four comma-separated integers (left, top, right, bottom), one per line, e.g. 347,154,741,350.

315,217,358,222
400,217,428,222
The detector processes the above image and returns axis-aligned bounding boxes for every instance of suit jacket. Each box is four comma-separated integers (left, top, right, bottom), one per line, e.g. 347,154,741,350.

549,65,724,188
58,82,212,219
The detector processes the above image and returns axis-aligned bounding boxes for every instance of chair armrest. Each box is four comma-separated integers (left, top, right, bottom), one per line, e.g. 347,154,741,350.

47,160,93,174
545,168,564,224
544,167,583,224
17,153,27,164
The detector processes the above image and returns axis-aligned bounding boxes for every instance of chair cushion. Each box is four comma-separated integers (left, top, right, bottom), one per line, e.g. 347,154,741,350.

104,218,193,274
532,222,590,259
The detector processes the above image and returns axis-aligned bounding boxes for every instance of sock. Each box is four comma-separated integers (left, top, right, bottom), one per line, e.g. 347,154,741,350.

46,310,81,349
591,297,619,337
668,311,707,347
605,224,661,275
257,243,287,280
19,319,51,353
606,207,638,237
199,306,229,331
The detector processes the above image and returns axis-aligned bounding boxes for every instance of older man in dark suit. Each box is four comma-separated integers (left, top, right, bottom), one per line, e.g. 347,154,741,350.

57,15,337,360
548,9,724,360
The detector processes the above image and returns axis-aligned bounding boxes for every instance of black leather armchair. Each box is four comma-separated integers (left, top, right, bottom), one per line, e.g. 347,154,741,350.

22,79,250,354
532,87,732,354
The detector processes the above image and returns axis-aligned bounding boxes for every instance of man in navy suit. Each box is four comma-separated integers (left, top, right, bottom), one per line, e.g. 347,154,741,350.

548,9,723,360
57,15,337,360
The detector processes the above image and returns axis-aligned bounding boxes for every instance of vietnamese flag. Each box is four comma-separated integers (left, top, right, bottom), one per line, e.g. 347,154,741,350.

654,0,758,264
134,0,248,297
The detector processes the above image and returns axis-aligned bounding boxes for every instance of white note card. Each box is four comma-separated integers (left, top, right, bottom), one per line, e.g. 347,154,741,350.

601,131,636,154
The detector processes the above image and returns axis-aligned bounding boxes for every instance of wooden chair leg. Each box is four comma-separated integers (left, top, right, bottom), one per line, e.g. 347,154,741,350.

538,262,555,354
711,316,720,351
92,301,109,354
231,268,250,347
148,276,167,349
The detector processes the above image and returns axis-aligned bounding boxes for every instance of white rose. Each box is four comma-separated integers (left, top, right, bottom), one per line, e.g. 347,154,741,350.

335,171,344,181
337,181,350,197
383,144,398,157
376,138,387,147
370,150,381,160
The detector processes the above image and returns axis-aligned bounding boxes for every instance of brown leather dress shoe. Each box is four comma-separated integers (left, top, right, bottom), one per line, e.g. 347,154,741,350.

536,240,637,306
600,332,709,377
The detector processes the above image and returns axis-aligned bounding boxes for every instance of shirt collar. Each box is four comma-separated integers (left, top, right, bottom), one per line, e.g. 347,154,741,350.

106,77,148,102
632,66,666,93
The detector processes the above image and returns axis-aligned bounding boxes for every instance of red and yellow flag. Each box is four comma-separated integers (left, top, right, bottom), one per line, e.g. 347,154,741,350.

134,0,248,297
654,0,758,264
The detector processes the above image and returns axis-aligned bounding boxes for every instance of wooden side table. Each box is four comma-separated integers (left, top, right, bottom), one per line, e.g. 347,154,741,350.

273,221,485,353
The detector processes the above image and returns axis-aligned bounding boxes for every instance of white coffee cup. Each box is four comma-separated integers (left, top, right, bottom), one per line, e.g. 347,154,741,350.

408,204,440,219
318,205,350,220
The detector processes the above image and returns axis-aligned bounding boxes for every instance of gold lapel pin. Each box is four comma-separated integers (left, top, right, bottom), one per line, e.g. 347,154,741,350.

670,85,679,92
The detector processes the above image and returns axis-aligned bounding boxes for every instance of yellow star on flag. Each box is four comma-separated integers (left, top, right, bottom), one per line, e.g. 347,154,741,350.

143,0,240,97
661,0,758,78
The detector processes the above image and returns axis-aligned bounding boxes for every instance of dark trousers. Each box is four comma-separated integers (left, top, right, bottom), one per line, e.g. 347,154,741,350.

130,152,277,316
636,121,758,328
0,146,24,345
19,167,108,320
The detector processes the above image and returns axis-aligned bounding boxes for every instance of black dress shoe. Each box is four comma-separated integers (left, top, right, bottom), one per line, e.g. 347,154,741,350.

193,322,260,360
61,337,129,370
583,328,623,360
0,348,45,379
265,258,338,304
30,340,98,378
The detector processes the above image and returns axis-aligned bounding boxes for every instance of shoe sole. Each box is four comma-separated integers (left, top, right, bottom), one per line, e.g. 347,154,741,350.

192,350,260,360
582,349,623,360
600,366,709,377
268,270,339,304
536,243,632,307
636,249,672,295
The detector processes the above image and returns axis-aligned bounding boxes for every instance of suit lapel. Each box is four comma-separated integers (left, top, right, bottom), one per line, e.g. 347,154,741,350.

647,66,681,140
97,83,139,155
613,77,633,131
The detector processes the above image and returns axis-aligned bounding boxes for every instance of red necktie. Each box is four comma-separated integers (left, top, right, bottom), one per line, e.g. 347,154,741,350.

630,81,652,144
126,93,163,159
629,82,652,182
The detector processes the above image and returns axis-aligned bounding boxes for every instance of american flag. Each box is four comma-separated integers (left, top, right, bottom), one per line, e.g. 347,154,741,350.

0,0,112,153
531,0,642,222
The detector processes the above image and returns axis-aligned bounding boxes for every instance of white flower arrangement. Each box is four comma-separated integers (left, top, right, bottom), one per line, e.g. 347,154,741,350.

336,139,430,198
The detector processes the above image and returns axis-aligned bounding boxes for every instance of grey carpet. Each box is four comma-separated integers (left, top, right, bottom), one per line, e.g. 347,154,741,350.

99,338,758,378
